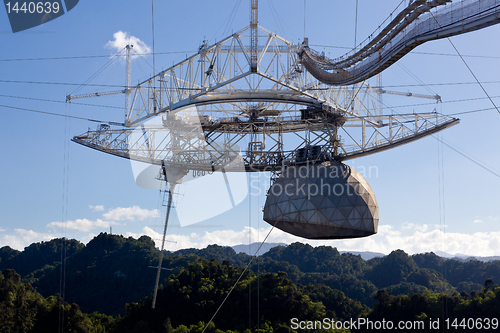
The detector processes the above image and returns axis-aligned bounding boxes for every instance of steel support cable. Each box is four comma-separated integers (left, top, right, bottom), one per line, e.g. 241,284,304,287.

339,106,498,117
202,129,335,332
201,223,278,333
151,0,157,111
267,0,290,40
226,0,242,35
0,93,122,109
0,79,126,88
0,79,214,91
220,0,242,37
374,84,500,179
201,111,339,332
403,95,500,108
257,182,260,331
0,103,124,125
354,0,359,48
0,51,195,62
300,1,500,85
433,135,500,178
396,62,437,96
228,0,243,35
411,51,500,59
133,57,151,80
303,0,306,38
248,175,252,330
212,0,237,39
382,95,500,111
429,10,500,115
69,48,125,96
447,107,499,116
131,48,155,71
58,102,71,333
383,81,500,88
436,130,448,326
151,1,155,75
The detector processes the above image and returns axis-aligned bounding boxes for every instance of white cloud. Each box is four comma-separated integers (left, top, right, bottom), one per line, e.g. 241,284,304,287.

89,205,104,212
473,216,497,224
125,227,198,250
297,226,500,257
0,229,55,251
122,224,500,258
46,219,119,233
401,222,428,232
0,228,6,232
105,31,151,59
103,206,160,221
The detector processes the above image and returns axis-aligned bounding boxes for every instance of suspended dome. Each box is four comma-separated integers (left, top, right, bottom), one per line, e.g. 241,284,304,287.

263,161,378,239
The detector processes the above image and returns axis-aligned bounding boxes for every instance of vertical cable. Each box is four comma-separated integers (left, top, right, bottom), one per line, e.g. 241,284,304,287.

59,102,70,333
352,0,360,114
202,223,278,333
354,0,359,49
151,0,157,109
437,124,448,326
257,174,260,331
303,0,306,38
248,173,252,330
151,1,156,75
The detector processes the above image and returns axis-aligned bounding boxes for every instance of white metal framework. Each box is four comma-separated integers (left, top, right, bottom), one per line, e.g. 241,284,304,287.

72,23,458,173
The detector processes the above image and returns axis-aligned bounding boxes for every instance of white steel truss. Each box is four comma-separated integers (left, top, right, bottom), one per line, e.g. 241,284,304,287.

73,25,458,173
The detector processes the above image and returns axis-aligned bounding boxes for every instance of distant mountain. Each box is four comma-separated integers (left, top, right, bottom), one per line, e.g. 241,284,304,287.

458,256,500,262
231,242,286,255
231,242,386,260
241,244,498,263
435,250,500,262
340,250,386,260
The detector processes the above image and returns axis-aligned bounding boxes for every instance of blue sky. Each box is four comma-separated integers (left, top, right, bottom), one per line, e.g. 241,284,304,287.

1,1,499,256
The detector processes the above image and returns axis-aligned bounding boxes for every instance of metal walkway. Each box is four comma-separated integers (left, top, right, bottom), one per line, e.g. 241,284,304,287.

301,0,500,85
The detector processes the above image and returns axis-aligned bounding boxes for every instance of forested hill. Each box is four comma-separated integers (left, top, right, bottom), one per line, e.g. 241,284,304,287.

1,233,499,317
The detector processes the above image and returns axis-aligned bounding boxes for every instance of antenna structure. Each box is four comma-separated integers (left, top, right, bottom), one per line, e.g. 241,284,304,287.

68,0,500,306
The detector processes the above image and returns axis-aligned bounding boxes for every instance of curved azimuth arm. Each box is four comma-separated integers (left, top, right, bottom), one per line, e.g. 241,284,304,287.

300,0,500,86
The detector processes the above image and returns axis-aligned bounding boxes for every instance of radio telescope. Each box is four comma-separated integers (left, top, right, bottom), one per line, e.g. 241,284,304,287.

70,0,500,238
68,0,500,307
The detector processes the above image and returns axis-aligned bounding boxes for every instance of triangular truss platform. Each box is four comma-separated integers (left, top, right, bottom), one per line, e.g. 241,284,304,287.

72,25,458,172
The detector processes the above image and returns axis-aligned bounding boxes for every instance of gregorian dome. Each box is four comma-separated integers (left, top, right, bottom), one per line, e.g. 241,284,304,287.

263,161,378,239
